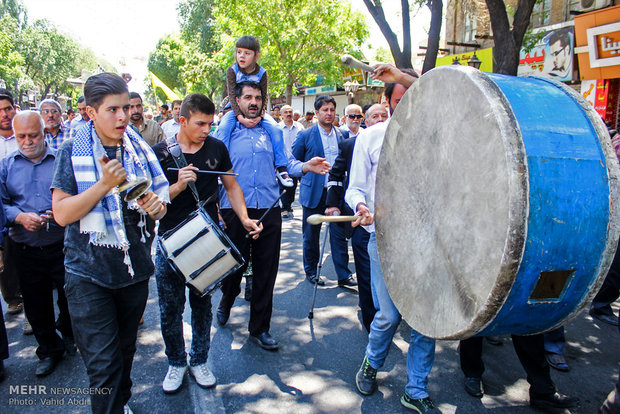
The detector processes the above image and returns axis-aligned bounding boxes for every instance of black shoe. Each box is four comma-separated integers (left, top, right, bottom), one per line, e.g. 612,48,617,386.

338,276,357,288
485,335,503,346
589,308,619,326
63,336,77,356
306,274,325,286
400,394,441,413
464,377,483,398
36,356,61,377
216,306,230,326
530,392,579,410
355,356,377,396
249,332,279,351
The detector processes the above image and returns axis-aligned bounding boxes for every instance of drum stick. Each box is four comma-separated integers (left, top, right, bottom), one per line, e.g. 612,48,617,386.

245,189,287,239
168,167,238,176
341,54,376,73
306,214,358,225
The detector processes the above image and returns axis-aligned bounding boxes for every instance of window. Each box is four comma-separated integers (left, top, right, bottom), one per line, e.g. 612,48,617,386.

531,0,551,28
462,8,477,42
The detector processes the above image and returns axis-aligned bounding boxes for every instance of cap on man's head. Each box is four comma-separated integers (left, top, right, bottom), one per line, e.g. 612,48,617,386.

0,88,14,106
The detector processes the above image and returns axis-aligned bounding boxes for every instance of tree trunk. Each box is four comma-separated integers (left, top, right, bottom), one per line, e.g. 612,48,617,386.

285,82,293,105
422,0,443,74
485,0,537,75
362,0,413,68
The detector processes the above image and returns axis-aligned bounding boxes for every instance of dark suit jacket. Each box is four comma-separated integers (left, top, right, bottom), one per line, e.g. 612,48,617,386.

326,134,356,215
292,124,343,209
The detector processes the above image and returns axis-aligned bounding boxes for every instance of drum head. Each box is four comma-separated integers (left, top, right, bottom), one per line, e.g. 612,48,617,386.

375,66,529,339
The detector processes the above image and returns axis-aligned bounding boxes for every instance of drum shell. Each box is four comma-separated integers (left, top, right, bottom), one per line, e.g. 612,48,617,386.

375,66,620,339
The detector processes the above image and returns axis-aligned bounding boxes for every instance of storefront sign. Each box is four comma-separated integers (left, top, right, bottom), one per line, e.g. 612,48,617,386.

517,28,574,81
582,79,618,122
304,85,337,96
436,48,493,73
574,5,620,80
586,21,620,68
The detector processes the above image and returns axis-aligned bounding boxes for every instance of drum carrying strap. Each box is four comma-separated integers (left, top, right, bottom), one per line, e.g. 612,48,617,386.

166,135,201,207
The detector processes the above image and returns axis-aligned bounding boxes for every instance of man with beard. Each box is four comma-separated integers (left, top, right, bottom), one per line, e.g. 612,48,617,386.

69,96,90,131
215,81,330,350
40,99,73,150
128,92,164,146
293,95,355,288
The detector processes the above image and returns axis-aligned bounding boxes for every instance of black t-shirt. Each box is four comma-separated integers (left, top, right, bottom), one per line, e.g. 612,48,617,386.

153,136,233,234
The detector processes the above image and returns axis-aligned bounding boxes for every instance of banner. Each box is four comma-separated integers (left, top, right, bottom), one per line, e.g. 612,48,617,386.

518,27,574,81
435,48,493,73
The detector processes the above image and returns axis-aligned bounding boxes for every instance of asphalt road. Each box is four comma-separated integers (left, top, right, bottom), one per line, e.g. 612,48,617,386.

0,202,618,413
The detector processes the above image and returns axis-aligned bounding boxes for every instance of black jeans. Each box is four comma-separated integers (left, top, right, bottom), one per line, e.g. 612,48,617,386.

592,242,620,315
460,334,556,397
0,238,21,306
219,208,281,336
7,238,70,360
351,227,375,332
280,178,298,212
64,273,148,414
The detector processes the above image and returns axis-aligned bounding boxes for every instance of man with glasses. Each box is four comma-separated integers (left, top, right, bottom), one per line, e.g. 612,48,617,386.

548,29,571,79
340,104,364,138
40,99,73,150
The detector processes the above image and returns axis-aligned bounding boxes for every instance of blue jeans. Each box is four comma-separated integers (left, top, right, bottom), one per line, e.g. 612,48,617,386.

218,111,287,168
64,273,148,414
155,249,212,367
301,192,352,280
543,326,565,355
365,233,436,399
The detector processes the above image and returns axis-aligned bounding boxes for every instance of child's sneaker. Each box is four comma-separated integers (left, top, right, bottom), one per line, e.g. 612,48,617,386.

276,170,294,187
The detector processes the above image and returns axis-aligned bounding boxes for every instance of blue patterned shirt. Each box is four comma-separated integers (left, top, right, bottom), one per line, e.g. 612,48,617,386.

44,124,73,150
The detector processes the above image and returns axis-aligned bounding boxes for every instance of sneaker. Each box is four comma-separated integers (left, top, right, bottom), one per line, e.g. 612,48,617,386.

355,356,377,395
400,394,441,413
23,321,33,335
276,171,294,187
162,365,186,394
189,362,216,388
7,302,23,315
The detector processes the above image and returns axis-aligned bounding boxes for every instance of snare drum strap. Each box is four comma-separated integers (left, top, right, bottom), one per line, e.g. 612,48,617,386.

166,136,201,206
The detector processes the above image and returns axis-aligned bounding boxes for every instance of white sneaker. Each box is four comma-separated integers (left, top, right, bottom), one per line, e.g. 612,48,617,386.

123,405,133,414
162,365,186,394
189,362,216,388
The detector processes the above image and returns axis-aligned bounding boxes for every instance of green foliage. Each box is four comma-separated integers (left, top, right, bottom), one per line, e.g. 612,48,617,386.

214,0,368,100
177,0,219,54
0,15,24,88
147,34,188,101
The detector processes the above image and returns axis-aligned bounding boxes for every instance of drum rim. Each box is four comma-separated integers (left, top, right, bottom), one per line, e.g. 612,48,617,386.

376,66,529,339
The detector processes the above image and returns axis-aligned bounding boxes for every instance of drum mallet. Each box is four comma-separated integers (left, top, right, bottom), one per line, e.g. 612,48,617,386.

167,167,238,176
308,224,330,319
245,189,287,239
306,214,358,225
341,54,376,73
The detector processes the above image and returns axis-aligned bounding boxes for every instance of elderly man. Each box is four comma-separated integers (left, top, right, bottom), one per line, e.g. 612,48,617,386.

128,92,165,146
69,96,90,131
215,81,329,350
340,104,364,138
40,99,73,150
0,89,22,317
0,111,73,377
278,105,304,218
162,100,182,139
325,103,388,332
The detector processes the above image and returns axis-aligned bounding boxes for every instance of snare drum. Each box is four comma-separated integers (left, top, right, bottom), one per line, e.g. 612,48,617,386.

158,208,244,296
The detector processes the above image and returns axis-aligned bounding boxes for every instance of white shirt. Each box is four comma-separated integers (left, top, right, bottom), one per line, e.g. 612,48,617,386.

161,119,181,139
0,134,18,160
318,125,339,187
278,120,304,153
345,120,389,233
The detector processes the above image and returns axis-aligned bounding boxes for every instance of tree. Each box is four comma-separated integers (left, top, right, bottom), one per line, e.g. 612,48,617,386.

0,0,27,29
214,0,368,104
0,15,24,89
363,0,443,73
485,0,537,75
147,34,188,103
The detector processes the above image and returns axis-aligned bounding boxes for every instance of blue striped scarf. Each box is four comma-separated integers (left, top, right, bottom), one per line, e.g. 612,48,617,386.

71,121,169,274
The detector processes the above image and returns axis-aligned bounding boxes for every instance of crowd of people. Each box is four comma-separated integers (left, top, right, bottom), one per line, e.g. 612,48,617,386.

0,33,617,414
